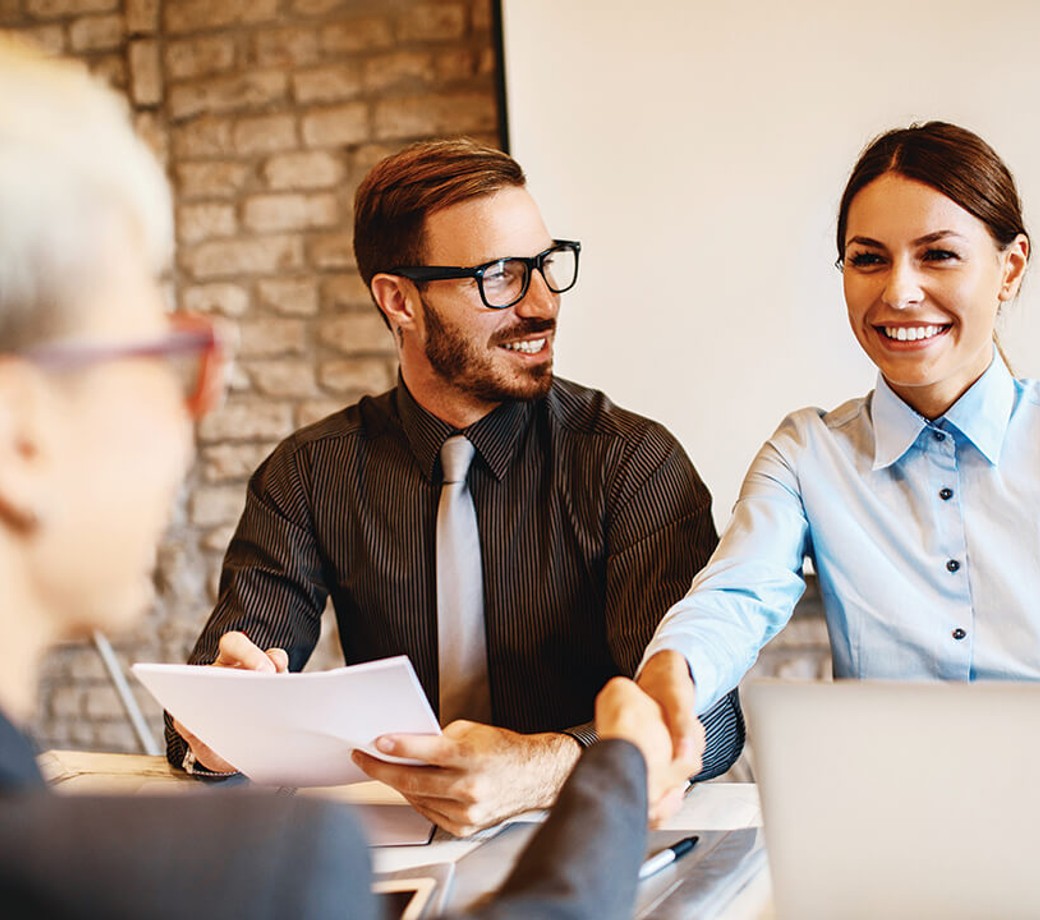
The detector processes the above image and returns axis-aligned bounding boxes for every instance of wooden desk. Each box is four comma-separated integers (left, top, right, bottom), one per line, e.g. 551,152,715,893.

41,750,772,918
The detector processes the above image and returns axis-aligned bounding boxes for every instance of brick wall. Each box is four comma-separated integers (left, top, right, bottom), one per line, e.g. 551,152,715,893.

3,0,499,752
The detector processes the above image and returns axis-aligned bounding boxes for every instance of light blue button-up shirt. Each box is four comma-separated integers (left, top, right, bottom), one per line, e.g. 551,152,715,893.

644,355,1040,715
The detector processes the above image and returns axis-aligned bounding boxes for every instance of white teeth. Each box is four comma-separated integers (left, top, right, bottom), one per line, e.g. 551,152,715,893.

883,325,943,342
503,338,546,354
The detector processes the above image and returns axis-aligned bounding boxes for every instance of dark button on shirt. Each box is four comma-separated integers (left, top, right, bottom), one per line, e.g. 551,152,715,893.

939,487,954,501
947,559,961,573
169,378,744,779
952,628,967,640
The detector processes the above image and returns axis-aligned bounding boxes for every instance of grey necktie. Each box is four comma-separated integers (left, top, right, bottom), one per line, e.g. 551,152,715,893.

436,435,491,725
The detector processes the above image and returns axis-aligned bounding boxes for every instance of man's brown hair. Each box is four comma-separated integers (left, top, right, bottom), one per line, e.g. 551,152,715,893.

353,138,526,301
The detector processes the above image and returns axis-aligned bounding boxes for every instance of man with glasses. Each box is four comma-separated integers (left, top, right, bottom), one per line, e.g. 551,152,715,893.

170,139,742,834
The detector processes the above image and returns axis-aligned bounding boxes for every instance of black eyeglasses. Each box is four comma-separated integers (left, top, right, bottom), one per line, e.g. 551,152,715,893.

391,239,581,310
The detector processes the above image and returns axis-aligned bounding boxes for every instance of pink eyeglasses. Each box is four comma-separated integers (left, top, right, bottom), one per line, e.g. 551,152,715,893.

16,312,230,419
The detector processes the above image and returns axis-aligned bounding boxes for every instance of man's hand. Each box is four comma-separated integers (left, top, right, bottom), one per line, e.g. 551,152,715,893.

351,721,582,837
635,650,705,819
211,630,290,674
174,630,289,774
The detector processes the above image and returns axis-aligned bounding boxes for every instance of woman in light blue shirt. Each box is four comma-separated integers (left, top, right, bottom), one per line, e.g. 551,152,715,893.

637,122,1036,770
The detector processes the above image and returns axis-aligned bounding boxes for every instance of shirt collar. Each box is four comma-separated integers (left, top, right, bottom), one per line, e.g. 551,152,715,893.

944,354,1015,465
464,398,533,481
396,376,534,483
871,351,1015,469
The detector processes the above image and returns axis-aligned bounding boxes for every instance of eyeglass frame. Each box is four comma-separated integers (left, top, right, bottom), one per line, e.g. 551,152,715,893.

390,239,581,310
10,312,229,419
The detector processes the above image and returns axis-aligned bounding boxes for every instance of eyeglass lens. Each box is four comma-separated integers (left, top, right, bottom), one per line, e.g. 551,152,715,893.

481,244,578,308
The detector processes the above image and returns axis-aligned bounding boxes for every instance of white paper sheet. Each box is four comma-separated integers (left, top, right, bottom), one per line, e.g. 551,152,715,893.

133,656,441,787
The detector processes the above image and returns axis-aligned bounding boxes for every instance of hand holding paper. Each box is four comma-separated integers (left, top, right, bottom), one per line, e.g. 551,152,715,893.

173,630,291,773
352,720,582,837
134,656,441,787
214,630,290,674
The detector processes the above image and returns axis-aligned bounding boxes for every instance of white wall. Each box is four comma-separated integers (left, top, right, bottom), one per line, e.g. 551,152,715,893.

501,0,1040,527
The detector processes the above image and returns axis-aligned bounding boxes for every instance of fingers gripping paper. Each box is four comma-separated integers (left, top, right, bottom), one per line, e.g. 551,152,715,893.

133,656,440,786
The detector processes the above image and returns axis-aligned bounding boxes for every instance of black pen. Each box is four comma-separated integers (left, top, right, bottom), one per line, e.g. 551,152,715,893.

638,835,699,881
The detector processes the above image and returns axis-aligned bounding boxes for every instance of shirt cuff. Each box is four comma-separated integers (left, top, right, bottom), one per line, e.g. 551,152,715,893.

560,721,598,748
182,747,240,779
640,630,725,717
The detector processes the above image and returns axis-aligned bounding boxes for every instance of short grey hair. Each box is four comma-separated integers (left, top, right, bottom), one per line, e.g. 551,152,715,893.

0,33,173,350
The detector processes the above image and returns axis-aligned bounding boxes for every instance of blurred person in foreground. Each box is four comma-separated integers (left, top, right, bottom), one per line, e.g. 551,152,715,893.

0,35,683,919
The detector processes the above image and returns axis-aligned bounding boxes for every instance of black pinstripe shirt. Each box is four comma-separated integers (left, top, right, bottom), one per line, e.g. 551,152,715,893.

168,378,743,777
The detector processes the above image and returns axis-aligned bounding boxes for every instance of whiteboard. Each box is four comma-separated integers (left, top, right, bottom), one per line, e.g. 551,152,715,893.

501,0,1040,527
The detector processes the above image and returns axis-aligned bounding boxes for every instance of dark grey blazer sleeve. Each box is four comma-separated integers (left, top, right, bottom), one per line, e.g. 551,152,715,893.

0,792,378,920
461,739,648,920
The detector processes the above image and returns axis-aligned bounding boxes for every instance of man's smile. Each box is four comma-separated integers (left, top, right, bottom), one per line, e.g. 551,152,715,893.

500,337,548,354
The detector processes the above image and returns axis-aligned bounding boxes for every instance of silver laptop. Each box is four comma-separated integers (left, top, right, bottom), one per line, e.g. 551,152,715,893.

745,680,1040,920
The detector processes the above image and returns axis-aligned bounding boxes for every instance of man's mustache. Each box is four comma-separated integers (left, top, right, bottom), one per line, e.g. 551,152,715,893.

490,317,556,346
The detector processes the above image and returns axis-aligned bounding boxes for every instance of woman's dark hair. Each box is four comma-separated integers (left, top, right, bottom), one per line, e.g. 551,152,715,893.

836,121,1029,265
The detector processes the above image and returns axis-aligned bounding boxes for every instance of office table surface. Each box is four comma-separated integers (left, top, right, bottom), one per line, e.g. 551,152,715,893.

39,750,772,919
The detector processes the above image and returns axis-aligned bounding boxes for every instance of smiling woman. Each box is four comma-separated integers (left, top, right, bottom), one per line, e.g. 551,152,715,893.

638,122,1040,744
842,173,1028,419
837,122,1030,420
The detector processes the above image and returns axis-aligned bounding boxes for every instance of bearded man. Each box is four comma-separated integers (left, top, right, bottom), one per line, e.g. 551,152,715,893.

168,139,743,835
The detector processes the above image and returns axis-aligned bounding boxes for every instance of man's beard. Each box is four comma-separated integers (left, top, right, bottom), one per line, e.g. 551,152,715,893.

421,293,555,403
